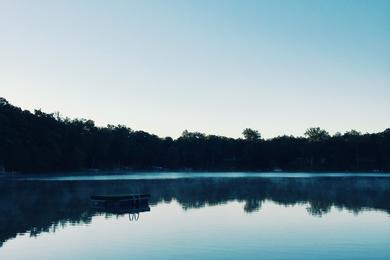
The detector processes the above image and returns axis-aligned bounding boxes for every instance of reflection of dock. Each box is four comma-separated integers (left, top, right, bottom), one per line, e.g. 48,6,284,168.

90,194,150,220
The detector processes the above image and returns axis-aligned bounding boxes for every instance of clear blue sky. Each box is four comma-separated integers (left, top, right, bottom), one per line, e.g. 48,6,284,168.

1,0,389,138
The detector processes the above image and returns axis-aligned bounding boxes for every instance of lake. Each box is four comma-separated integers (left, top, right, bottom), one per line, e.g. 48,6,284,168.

0,172,389,259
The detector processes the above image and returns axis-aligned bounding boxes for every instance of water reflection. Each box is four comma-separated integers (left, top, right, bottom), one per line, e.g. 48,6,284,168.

0,176,389,247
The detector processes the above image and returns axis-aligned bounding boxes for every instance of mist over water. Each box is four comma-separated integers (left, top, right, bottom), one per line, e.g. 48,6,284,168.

0,173,389,259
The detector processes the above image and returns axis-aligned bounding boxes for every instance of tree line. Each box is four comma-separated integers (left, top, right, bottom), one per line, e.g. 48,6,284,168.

0,97,389,173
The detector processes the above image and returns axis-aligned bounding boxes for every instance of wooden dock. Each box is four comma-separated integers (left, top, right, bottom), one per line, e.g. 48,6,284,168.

90,194,150,201
90,193,151,215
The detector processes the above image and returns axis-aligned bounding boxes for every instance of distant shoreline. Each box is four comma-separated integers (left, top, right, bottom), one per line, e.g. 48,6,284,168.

1,97,389,173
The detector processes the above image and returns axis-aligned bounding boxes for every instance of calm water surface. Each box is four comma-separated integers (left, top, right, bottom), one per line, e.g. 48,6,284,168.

0,172,389,259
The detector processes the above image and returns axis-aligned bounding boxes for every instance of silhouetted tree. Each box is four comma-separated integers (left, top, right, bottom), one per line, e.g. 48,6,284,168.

242,128,261,141
304,127,330,142
0,97,389,173
345,129,361,136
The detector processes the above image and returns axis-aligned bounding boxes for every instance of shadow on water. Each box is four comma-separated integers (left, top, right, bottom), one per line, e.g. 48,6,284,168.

0,176,389,247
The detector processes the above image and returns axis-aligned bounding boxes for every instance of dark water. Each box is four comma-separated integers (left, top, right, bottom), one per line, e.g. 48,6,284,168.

0,173,389,259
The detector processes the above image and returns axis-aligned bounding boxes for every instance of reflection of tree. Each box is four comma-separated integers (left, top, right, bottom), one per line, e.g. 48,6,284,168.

306,202,332,217
243,199,262,213
0,177,389,247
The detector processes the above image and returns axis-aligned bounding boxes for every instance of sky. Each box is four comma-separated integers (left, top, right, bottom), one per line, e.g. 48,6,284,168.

0,0,389,138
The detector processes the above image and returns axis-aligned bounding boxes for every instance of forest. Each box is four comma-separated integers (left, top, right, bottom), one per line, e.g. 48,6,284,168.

0,97,389,173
